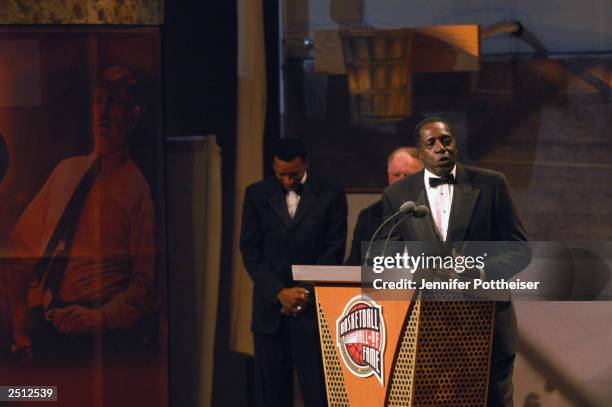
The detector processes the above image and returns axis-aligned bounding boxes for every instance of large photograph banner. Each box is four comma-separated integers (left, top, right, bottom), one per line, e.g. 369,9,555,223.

0,27,166,406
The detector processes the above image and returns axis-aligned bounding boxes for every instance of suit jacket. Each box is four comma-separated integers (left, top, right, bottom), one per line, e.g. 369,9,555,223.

345,200,383,266
240,174,348,335
381,163,530,356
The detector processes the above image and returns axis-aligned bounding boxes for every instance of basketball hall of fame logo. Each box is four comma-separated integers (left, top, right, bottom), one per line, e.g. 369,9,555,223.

336,295,386,384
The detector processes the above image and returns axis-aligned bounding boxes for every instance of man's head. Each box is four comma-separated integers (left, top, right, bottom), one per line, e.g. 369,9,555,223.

413,117,457,177
92,65,141,155
272,138,309,192
387,147,423,184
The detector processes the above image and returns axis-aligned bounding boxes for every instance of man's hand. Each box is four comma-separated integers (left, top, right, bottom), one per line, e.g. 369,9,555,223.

277,287,309,316
49,305,104,335
280,303,308,317
11,331,33,360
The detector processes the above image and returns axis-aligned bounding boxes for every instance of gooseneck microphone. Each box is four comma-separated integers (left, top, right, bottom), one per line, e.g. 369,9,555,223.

381,205,429,258
363,201,417,267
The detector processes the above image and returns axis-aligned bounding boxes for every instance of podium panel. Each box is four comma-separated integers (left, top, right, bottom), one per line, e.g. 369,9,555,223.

317,286,413,406
295,266,496,407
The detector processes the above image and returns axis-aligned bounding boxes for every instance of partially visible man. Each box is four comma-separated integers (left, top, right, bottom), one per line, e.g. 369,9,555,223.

10,65,156,359
381,117,529,407
345,147,422,265
240,138,347,407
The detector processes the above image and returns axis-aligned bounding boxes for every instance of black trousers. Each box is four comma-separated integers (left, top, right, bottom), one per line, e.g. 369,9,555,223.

487,354,515,407
253,311,327,407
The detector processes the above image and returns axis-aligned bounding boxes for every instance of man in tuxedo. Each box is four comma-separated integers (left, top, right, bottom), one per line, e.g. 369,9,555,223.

240,138,347,407
381,117,529,407
345,147,422,265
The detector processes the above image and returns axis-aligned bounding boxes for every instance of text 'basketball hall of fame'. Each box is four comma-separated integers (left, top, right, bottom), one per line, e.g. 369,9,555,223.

336,296,386,384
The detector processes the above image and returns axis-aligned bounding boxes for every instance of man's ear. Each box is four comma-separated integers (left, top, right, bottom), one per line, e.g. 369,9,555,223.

130,105,142,130
415,147,423,161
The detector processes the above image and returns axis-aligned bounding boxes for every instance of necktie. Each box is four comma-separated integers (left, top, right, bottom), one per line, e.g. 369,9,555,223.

32,158,101,309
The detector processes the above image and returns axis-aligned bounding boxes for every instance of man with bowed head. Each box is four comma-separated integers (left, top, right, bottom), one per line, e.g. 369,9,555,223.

382,117,529,406
240,138,347,407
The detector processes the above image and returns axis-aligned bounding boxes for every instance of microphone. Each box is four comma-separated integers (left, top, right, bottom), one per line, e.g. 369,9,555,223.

398,200,417,215
381,205,429,258
363,201,416,267
413,205,429,218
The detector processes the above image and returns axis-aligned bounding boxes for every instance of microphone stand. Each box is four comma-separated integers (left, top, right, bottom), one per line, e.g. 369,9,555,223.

363,201,416,267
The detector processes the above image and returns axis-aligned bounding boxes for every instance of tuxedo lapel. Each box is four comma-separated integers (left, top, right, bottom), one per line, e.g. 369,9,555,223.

447,164,479,242
267,184,292,229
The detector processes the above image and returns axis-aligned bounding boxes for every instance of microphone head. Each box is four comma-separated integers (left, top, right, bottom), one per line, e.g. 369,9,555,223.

398,201,416,214
413,205,429,218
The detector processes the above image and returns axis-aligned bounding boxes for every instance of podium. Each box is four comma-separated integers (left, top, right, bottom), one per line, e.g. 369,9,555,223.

293,265,495,407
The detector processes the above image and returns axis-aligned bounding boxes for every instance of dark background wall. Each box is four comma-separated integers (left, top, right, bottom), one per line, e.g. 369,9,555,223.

163,1,237,406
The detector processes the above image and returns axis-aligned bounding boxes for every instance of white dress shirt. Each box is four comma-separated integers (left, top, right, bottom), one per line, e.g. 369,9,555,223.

286,172,307,218
424,166,456,241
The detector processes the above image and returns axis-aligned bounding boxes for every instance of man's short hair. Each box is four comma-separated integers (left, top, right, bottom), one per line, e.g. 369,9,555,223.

271,138,308,162
387,146,419,168
412,116,453,147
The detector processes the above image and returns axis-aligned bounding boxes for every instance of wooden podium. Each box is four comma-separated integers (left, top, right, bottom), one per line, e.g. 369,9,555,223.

293,266,495,407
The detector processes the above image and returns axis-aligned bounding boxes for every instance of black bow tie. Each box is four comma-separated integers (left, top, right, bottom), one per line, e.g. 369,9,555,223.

282,183,304,195
429,174,456,187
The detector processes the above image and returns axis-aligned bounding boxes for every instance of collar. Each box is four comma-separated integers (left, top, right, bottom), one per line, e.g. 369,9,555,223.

424,165,457,189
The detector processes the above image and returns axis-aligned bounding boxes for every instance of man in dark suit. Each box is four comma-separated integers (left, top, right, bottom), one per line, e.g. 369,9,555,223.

345,147,422,265
240,138,347,407
382,117,530,407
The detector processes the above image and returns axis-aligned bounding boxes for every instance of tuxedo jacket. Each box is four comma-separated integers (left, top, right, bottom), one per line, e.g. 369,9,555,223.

381,164,530,356
240,174,348,335
345,200,383,266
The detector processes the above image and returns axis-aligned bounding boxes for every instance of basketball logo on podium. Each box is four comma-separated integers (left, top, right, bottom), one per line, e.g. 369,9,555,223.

336,295,386,384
